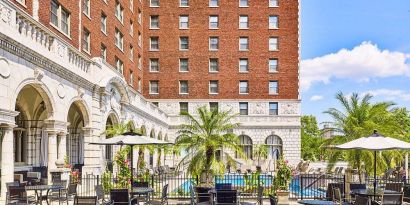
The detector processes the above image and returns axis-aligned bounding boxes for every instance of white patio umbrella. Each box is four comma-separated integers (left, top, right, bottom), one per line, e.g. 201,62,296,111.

90,132,173,182
331,130,410,196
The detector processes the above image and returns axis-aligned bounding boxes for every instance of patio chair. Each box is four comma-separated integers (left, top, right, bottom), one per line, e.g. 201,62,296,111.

131,181,150,202
269,195,277,205
190,185,210,205
385,182,403,192
6,183,36,205
110,189,138,205
74,196,98,205
27,172,42,185
333,187,352,205
354,195,370,205
95,185,110,205
196,186,213,203
48,182,77,205
378,192,403,205
215,190,238,205
216,183,232,190
146,184,168,205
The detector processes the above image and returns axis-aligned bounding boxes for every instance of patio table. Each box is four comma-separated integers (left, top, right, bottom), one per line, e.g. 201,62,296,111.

130,187,154,201
25,184,65,205
298,200,336,205
351,189,399,197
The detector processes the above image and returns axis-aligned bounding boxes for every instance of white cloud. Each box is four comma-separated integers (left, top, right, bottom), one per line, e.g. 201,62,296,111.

301,42,410,91
310,95,324,101
362,89,410,102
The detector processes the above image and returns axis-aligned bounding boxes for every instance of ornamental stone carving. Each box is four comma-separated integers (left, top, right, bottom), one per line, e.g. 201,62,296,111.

0,57,10,78
0,2,15,26
33,67,44,82
57,83,65,99
279,102,300,115
252,102,267,115
77,87,85,98
160,102,178,115
55,40,67,58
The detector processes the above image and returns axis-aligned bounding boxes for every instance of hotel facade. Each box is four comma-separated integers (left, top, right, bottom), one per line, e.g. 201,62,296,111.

0,0,300,197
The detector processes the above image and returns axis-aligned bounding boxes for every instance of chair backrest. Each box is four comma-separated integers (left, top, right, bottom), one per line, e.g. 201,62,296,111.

354,195,370,205
216,190,238,205
190,185,196,205
74,196,97,205
161,184,169,203
110,189,130,204
216,183,232,190
27,172,41,179
350,183,366,190
95,185,105,201
381,193,403,205
332,187,342,203
196,186,212,203
385,182,403,192
133,181,149,188
257,186,264,205
268,195,277,205
68,183,78,195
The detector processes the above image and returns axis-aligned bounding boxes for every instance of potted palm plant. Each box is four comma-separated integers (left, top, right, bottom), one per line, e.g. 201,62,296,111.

273,157,293,205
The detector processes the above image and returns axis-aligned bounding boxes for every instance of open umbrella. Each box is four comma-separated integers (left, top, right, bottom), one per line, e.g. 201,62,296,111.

331,130,410,196
90,131,173,182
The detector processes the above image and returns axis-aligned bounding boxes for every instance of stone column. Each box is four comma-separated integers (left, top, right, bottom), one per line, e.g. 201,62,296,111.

57,133,66,161
1,124,16,200
16,131,22,162
47,131,58,184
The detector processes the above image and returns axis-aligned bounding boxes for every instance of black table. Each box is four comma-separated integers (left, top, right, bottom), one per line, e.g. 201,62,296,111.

26,184,65,205
351,189,399,197
131,187,154,201
298,200,336,205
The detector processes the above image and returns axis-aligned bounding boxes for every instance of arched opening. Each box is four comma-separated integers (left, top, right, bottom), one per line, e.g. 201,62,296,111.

265,135,283,160
105,113,118,172
149,129,155,167
237,135,253,159
140,125,147,136
66,101,88,168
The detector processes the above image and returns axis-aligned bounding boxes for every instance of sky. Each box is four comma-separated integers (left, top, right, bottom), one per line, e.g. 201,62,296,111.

300,0,410,125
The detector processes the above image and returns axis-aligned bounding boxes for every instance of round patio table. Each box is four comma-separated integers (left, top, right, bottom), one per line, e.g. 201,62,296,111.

298,200,336,205
25,184,65,204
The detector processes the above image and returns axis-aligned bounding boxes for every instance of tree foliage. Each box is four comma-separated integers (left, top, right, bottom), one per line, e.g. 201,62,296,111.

301,115,324,161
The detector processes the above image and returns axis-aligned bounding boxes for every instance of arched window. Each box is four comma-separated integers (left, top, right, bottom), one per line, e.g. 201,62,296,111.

140,125,146,136
265,135,282,159
238,135,253,159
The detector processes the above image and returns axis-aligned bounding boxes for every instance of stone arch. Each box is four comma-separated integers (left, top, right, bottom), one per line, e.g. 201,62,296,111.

103,110,120,130
66,98,91,128
265,135,283,160
127,120,136,132
101,76,130,104
104,112,119,172
238,135,253,159
150,129,155,138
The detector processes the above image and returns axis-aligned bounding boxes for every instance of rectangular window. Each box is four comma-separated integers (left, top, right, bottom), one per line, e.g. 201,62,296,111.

138,78,142,92
209,37,219,51
101,13,107,33
149,81,159,94
269,81,278,94
209,102,219,112
209,80,219,94
129,70,134,86
51,1,59,26
239,102,248,115
82,28,90,53
115,1,124,23
101,44,107,61
129,45,134,60
83,0,90,16
269,37,278,51
239,15,249,29
130,20,134,36
180,37,189,50
209,58,219,72
209,15,219,29
150,0,159,7
179,58,189,72
239,0,248,7
179,102,188,113
269,15,278,29
150,58,159,72
269,0,278,7
50,0,70,36
150,15,159,29
150,37,159,50
269,102,278,115
209,0,219,7
115,29,124,51
239,81,248,94
179,15,189,29
179,81,189,94
115,57,124,75
180,0,189,7
239,58,248,72
239,37,249,51
269,59,278,72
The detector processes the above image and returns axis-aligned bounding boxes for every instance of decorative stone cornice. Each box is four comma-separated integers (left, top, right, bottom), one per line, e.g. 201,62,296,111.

125,104,169,127
0,108,19,126
43,119,69,135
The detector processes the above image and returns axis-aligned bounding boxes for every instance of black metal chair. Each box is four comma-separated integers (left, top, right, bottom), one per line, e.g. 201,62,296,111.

379,193,403,205
385,183,403,192
95,185,110,205
354,195,370,205
74,196,98,205
132,181,150,202
269,195,277,205
215,190,238,205
333,187,352,205
48,182,77,205
146,184,168,205
216,183,232,190
110,189,138,205
190,185,210,205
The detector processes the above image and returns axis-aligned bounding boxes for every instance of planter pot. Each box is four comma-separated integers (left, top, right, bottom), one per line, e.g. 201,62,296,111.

276,190,290,205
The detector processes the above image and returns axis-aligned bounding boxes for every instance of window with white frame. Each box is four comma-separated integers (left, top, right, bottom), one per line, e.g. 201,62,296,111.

209,0,219,7
101,44,107,61
179,15,189,29
209,80,219,94
239,102,248,115
209,58,219,72
180,0,189,7
115,57,124,74
149,58,159,72
150,15,159,28
138,78,142,92
130,20,134,36
150,0,159,7
138,32,142,47
130,70,134,86
239,37,249,51
149,81,159,94
150,37,159,50
209,15,219,29
239,15,248,29
269,0,278,7
83,0,90,16
82,28,90,53
180,37,189,50
115,29,124,50
239,81,249,94
269,15,278,29
115,1,124,23
269,59,278,72
269,81,278,94
50,0,70,35
239,0,248,7
269,102,278,115
129,45,134,60
269,37,278,51
101,13,107,34
179,81,189,94
179,58,189,72
209,37,219,50
239,58,248,72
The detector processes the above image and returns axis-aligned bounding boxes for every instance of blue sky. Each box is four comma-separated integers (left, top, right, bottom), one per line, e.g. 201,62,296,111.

300,0,410,124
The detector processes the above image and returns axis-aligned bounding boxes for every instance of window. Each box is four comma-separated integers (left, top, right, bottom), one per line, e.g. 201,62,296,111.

138,32,142,47
179,81,189,94
50,0,70,35
209,102,218,112
179,15,189,29
115,29,124,51
115,57,124,74
209,15,219,29
180,0,189,7
150,0,159,7
149,81,159,94
269,15,278,29
266,135,282,159
239,81,248,94
269,0,278,7
115,1,124,23
138,9,142,24
269,37,278,51
130,20,134,36
82,28,90,53
101,13,107,34
138,55,142,69
150,58,159,72
239,15,249,29
150,15,159,29
269,102,278,115
239,59,248,72
238,135,252,159
269,81,278,94
239,37,249,51
239,0,248,7
83,0,90,16
179,102,188,113
209,0,219,7
269,59,278,72
209,58,219,72
239,102,248,115
101,44,107,61
129,45,134,60
150,37,159,50
180,37,189,50
209,80,219,94
209,37,219,50
138,78,142,92
179,58,189,72
130,70,134,86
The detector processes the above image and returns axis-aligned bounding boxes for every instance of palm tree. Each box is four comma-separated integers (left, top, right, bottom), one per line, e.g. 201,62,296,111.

175,106,244,185
253,144,268,166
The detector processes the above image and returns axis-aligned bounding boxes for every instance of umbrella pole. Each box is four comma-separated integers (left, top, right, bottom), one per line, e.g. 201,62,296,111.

131,145,134,185
374,151,377,200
